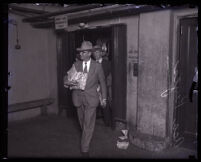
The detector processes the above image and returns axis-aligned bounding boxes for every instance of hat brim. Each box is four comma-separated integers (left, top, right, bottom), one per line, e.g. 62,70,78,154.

76,48,93,52
92,47,102,51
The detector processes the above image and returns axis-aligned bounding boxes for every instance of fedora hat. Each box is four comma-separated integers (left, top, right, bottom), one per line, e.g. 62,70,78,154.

93,45,102,51
76,41,93,52
93,45,107,57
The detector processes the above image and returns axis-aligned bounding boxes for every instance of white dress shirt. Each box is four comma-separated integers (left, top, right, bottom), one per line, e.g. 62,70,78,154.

96,58,103,64
82,59,91,73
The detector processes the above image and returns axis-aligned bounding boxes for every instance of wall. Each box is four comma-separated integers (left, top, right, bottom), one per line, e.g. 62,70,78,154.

46,30,58,114
125,16,139,130
128,10,172,152
137,10,171,138
8,13,58,121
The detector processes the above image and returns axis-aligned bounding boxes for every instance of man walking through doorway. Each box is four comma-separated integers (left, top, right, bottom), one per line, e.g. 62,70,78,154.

92,45,113,128
65,41,107,157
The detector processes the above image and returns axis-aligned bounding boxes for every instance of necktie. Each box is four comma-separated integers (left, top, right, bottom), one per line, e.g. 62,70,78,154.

84,62,88,73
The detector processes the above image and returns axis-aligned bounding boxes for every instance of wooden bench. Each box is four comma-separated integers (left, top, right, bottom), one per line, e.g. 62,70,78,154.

8,98,54,115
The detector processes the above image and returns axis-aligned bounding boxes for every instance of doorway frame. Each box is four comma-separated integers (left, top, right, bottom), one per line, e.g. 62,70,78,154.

57,23,127,123
167,8,198,145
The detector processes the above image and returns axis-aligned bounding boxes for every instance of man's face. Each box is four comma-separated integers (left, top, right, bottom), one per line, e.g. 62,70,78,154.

80,50,91,61
93,50,102,61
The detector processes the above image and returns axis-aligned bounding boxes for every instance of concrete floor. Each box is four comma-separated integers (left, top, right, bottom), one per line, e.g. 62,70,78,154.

7,114,198,159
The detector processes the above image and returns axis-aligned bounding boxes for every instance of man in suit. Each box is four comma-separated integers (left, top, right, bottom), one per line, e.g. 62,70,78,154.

92,45,113,128
68,41,107,157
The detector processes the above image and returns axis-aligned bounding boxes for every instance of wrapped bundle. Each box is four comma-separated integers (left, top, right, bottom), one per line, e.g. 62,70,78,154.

64,64,88,90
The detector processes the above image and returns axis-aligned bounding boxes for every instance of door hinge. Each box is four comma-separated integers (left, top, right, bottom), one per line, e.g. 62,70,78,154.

180,26,183,35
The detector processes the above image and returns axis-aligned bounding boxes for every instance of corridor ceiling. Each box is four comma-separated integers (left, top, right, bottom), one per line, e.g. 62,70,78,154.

8,3,197,28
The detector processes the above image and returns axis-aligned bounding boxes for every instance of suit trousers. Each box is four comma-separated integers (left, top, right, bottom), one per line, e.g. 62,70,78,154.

76,94,97,153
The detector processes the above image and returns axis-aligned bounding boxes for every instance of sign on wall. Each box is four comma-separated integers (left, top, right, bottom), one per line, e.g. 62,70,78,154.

55,15,68,30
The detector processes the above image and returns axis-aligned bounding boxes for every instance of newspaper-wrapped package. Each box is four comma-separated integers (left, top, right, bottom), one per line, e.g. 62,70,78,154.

64,64,88,90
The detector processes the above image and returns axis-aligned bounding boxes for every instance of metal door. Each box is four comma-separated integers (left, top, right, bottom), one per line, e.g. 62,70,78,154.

176,17,198,148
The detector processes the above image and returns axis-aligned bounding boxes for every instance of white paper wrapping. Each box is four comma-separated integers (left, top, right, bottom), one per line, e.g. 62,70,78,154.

64,64,88,90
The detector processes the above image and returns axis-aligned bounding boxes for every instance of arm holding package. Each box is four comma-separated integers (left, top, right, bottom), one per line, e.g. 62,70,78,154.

64,64,78,88
64,63,88,90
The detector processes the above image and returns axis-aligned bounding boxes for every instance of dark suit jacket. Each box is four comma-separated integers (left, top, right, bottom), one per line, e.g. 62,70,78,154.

101,59,111,78
72,59,107,108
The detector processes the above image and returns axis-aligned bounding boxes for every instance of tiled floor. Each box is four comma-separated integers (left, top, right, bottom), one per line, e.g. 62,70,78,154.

7,114,198,159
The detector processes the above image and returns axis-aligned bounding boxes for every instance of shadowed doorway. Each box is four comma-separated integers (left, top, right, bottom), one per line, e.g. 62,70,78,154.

57,24,127,128
175,17,198,150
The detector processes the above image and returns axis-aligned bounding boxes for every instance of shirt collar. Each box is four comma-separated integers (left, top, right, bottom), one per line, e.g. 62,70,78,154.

99,58,103,63
83,58,91,64
96,58,103,63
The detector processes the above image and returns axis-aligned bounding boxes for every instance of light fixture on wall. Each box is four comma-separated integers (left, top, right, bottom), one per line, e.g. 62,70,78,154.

78,22,98,30
79,22,88,29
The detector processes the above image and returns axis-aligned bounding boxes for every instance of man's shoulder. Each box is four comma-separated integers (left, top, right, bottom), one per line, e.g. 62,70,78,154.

102,59,111,70
90,59,102,71
91,59,100,66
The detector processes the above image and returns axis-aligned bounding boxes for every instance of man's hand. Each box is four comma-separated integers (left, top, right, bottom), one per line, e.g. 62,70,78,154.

64,79,78,89
101,99,107,108
189,82,196,102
